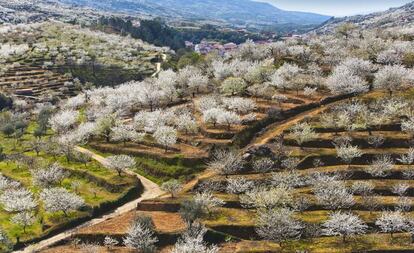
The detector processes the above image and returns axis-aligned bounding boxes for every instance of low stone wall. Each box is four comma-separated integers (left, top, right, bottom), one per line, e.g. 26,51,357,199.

89,143,205,167
13,179,144,251
136,200,181,212
233,93,356,148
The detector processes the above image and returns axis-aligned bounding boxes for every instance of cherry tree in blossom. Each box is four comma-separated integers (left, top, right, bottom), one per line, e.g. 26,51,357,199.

40,187,84,216
106,155,136,177
153,126,177,152
322,211,367,243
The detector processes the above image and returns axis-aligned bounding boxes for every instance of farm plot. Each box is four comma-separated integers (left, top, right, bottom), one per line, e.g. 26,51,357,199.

0,112,139,250
176,92,414,252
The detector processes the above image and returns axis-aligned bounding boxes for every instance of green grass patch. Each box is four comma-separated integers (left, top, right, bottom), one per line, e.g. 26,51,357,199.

0,122,137,244
84,145,205,184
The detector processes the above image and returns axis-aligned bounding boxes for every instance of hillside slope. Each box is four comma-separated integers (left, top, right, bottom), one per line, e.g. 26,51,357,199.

59,0,331,28
313,1,414,34
0,0,109,24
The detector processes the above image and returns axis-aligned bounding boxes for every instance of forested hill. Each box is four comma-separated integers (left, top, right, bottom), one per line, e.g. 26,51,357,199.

312,1,414,34
94,17,267,51
59,0,331,29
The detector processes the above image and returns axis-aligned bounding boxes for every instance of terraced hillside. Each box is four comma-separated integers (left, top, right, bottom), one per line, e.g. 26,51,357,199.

2,12,414,253
0,21,167,99
0,20,169,252
213,92,414,251
37,89,414,253
0,65,76,100
0,118,141,252
125,90,414,252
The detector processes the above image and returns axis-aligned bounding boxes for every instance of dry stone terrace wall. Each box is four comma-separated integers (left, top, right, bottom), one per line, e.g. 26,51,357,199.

0,65,77,100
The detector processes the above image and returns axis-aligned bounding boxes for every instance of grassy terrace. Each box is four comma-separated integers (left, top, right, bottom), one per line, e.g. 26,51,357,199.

83,145,205,184
182,92,414,252
220,233,414,253
0,122,137,244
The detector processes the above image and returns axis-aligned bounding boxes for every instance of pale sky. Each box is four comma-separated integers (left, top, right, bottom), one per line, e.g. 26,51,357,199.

255,0,414,16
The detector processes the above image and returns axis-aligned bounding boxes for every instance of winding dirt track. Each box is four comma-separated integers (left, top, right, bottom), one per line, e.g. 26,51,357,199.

14,147,164,253
250,105,330,146
248,94,357,148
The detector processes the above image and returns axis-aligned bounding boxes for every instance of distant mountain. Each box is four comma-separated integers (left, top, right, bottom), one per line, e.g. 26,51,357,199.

312,1,414,34
58,0,331,28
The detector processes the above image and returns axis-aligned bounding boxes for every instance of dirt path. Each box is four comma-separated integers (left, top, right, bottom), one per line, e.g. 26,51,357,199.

15,147,164,253
180,169,216,194
249,93,358,148
151,53,167,78
250,105,330,147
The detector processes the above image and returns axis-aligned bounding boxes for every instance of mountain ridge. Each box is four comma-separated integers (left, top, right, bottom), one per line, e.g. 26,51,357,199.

311,1,414,34
58,0,331,28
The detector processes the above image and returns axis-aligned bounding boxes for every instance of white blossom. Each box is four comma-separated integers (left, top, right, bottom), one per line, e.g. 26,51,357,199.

335,144,363,166
153,126,177,151
161,179,182,198
207,149,243,176
123,219,158,253
290,122,318,147
255,208,303,246
40,187,84,216
240,186,293,209
111,124,145,144
172,222,218,253
374,65,411,95
31,163,67,188
326,65,368,95
0,188,37,212
106,155,136,177
49,109,79,133
11,211,35,232
226,177,255,194
365,155,394,178
375,211,407,238
322,211,367,242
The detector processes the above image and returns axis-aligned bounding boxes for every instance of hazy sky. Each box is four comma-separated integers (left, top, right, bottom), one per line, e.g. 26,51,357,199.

256,0,413,16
